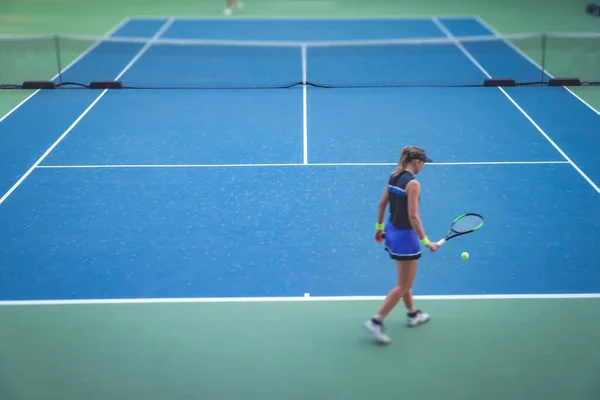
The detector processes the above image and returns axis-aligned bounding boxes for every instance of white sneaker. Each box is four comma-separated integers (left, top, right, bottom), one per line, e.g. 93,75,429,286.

224,7,232,15
364,318,391,344
405,310,430,327
237,0,244,9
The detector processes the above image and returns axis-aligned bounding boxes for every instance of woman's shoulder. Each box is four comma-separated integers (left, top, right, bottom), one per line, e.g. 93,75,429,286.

406,177,420,190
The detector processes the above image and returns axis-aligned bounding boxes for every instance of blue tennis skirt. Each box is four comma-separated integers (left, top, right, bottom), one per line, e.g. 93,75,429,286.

384,223,422,261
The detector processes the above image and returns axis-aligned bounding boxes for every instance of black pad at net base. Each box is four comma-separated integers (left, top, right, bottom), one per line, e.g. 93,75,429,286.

483,78,516,87
22,81,56,90
548,78,581,86
89,80,123,89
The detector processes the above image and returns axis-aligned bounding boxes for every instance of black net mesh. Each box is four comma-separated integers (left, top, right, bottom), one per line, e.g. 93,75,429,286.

0,33,598,89
544,34,600,84
0,36,62,89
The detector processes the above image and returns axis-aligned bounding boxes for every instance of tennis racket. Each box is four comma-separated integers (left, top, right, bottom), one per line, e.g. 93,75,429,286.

436,213,484,246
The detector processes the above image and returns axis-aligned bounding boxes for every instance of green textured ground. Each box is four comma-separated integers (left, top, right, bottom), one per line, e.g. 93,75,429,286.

0,1,599,399
1,299,599,400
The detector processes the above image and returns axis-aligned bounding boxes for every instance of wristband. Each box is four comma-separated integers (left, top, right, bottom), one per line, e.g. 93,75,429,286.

375,223,384,231
420,237,430,245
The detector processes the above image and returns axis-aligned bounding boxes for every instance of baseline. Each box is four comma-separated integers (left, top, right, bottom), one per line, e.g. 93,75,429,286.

1,293,599,306
128,15,477,21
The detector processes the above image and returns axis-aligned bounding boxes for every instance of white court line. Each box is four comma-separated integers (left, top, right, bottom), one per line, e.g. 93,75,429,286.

0,19,175,207
301,45,308,164
432,17,600,194
129,15,475,21
35,161,570,169
0,97,108,206
0,293,599,306
0,17,131,127
300,45,308,164
474,16,600,116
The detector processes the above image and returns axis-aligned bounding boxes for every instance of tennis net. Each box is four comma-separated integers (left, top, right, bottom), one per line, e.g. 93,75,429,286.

0,32,598,89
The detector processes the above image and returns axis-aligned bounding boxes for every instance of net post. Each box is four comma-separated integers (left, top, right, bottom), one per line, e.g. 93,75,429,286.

54,35,63,87
540,33,547,84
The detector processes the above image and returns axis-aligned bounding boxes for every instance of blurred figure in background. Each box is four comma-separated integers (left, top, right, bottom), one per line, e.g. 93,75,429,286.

225,0,243,15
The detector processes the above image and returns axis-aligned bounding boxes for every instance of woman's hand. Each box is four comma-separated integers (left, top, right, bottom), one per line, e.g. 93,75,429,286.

374,230,384,244
426,242,440,252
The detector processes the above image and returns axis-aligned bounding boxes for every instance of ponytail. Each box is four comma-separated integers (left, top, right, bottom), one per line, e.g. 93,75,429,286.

391,146,412,177
391,146,429,177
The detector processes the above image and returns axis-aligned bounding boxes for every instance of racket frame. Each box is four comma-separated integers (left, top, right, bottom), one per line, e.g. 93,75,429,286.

436,213,484,246
379,213,483,246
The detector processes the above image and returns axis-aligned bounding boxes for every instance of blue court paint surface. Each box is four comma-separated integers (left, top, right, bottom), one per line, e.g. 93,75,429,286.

0,164,598,301
0,17,599,301
42,89,304,166
0,90,101,193
123,44,303,88
307,87,564,163
57,42,145,85
307,43,488,87
112,19,170,39
160,18,446,41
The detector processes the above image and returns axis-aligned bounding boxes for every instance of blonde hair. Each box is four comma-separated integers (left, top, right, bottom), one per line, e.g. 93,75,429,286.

391,146,427,177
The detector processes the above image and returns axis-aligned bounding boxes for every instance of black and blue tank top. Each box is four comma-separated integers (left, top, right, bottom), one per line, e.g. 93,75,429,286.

387,170,416,229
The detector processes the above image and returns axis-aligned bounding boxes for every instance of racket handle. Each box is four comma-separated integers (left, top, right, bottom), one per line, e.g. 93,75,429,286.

436,238,446,246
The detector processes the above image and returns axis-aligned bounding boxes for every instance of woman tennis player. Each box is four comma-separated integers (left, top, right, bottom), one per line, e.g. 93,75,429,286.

364,146,439,345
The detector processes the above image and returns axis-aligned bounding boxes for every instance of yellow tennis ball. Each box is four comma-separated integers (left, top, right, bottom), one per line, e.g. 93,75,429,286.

461,252,469,260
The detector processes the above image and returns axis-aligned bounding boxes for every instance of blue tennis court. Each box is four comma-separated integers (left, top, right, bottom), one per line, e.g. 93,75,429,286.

1,16,599,303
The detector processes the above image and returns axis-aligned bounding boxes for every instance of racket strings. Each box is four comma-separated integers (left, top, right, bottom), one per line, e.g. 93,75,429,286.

452,215,484,233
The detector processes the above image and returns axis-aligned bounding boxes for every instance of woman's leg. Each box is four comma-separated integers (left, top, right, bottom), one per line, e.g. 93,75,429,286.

401,265,430,327
401,263,418,312
399,231,430,326
376,259,417,319
364,259,418,344
402,288,415,312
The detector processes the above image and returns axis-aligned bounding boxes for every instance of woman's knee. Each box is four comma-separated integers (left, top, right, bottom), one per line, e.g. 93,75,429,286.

394,283,412,293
